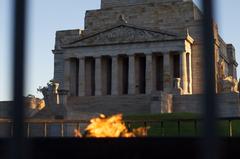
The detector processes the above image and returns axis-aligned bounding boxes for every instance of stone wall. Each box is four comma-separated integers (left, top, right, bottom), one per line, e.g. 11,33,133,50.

217,93,240,117
85,1,194,34
173,93,240,117
151,92,173,114
67,95,152,115
0,101,12,118
0,102,12,137
55,29,81,50
54,53,65,88
173,94,203,113
67,92,174,116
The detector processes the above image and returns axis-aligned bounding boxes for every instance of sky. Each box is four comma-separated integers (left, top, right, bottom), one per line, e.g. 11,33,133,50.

0,0,240,101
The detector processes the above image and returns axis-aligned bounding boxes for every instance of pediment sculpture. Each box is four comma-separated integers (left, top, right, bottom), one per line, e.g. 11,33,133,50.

173,78,183,95
64,24,177,47
38,80,67,118
219,76,239,93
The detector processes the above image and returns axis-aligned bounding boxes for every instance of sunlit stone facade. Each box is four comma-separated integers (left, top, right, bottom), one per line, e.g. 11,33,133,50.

52,0,239,116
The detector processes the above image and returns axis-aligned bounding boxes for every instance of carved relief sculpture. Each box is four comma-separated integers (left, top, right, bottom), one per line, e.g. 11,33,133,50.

173,78,183,95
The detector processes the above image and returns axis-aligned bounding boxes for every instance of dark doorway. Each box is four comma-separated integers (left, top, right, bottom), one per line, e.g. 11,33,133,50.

70,58,79,96
106,57,112,95
91,58,95,96
173,54,180,78
85,57,95,96
139,56,146,94
122,56,129,95
75,59,79,96
156,55,164,91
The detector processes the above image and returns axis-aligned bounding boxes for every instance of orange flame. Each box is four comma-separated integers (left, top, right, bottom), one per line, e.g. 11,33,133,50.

74,114,149,138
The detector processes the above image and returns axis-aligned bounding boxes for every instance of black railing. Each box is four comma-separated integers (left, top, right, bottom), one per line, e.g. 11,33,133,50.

0,118,239,138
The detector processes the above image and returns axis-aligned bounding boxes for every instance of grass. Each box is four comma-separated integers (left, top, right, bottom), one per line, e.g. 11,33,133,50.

123,113,240,137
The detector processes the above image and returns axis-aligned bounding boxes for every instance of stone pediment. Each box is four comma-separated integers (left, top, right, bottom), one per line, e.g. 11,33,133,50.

63,24,178,48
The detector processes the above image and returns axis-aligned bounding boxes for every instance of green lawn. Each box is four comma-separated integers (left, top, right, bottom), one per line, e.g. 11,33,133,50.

124,113,240,137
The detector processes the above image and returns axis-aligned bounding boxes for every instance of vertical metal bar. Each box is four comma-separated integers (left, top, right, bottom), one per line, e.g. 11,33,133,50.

27,123,30,137
229,120,233,137
10,122,13,137
128,122,131,130
177,120,181,136
44,122,47,137
77,122,80,130
194,120,197,136
11,0,28,159
144,121,147,129
161,121,165,137
61,123,64,137
202,0,218,159
126,122,131,130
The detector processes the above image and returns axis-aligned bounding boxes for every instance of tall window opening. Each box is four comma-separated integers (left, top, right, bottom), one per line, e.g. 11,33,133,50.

173,54,180,78
156,55,164,91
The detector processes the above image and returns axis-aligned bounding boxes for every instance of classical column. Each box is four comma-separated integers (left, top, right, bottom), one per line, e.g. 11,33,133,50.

163,53,172,92
180,52,187,94
187,53,192,94
78,57,85,96
95,57,102,96
128,55,136,94
64,59,71,91
146,54,153,94
152,54,157,92
111,56,119,95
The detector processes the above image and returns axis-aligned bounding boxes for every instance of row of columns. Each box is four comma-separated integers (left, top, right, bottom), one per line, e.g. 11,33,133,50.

64,52,191,96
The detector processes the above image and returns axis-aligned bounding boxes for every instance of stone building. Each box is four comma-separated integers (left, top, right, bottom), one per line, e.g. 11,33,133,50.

0,0,239,137
51,0,240,117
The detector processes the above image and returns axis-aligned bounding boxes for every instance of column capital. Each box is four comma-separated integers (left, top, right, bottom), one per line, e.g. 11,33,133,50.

128,54,135,57
65,56,79,60
78,56,85,60
64,57,71,61
180,51,187,54
144,51,152,55
162,51,170,55
163,52,171,57
111,55,119,58
145,53,153,57
94,56,102,59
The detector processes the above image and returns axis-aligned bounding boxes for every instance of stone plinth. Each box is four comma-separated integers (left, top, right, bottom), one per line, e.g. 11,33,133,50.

150,92,173,114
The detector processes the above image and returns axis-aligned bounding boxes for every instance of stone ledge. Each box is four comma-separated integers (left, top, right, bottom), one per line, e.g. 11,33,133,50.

101,0,191,9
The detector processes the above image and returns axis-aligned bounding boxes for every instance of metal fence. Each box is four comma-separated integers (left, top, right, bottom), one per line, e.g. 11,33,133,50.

0,117,239,138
